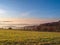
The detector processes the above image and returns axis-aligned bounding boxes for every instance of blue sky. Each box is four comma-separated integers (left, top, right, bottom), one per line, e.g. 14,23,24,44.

0,0,60,19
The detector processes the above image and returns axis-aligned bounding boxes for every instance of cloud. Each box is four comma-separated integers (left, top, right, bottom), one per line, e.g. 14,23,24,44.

19,12,30,17
0,9,7,15
0,21,12,22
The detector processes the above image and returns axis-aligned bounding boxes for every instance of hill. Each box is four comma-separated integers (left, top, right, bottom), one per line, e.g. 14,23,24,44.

24,20,60,32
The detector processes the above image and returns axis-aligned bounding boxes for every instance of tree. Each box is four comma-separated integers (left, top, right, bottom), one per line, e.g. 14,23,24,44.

8,27,12,29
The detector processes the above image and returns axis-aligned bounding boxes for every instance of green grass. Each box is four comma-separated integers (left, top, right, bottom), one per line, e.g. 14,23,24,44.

0,29,60,45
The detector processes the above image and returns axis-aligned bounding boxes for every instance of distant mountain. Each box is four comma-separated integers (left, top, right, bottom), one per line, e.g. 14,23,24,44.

23,20,60,32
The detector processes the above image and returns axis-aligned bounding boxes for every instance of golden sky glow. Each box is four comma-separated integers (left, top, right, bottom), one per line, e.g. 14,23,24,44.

0,18,59,25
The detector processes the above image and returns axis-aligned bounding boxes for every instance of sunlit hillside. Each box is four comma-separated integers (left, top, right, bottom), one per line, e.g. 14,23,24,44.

0,29,60,45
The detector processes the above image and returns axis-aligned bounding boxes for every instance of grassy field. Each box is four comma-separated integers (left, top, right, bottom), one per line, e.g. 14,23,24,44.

0,29,60,45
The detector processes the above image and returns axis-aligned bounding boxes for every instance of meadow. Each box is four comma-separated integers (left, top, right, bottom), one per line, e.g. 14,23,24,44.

0,29,60,45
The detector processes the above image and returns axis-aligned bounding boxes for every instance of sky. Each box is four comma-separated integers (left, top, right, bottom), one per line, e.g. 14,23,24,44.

0,0,60,26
